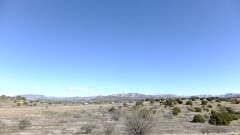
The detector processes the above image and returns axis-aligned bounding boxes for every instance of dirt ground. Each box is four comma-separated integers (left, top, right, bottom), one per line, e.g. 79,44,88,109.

0,100,239,135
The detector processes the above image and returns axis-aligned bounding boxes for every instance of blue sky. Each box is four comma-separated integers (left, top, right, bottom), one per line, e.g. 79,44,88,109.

0,0,240,97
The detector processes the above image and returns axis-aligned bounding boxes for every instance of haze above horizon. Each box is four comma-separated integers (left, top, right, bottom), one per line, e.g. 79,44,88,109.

1,0,240,97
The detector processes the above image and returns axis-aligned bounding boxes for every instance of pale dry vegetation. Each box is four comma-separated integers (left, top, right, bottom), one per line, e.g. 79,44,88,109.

0,96,239,135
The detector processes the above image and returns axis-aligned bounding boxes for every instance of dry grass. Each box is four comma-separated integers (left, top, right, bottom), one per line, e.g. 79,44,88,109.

0,99,239,135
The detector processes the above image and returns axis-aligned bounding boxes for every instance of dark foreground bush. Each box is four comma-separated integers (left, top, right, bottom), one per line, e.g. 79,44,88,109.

192,115,205,123
125,109,156,135
209,111,233,126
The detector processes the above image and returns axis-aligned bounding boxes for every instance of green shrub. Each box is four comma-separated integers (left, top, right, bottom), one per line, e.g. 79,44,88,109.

175,98,183,104
135,101,144,106
209,111,233,126
17,103,21,107
195,107,202,113
215,99,221,103
192,115,205,123
186,100,193,106
165,99,176,107
172,107,181,115
123,102,128,107
201,100,208,105
191,96,199,101
207,104,212,108
205,108,209,112
207,97,214,101
109,107,116,112
181,98,186,100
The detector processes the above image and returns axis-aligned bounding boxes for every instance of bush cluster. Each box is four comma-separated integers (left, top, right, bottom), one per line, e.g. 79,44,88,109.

209,111,233,126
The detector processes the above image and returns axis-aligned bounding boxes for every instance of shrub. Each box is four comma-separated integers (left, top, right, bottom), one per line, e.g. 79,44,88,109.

149,100,155,104
192,115,205,123
206,97,214,101
125,110,156,135
18,119,31,130
201,100,208,105
81,123,97,134
205,108,209,112
139,108,151,118
215,99,221,103
188,107,195,112
207,104,212,108
110,110,121,121
165,98,176,107
209,111,233,126
123,102,128,107
109,107,116,112
194,107,202,113
175,98,183,104
103,123,115,135
172,107,181,116
186,100,193,106
190,96,199,101
135,101,143,106
181,97,186,100
17,103,21,107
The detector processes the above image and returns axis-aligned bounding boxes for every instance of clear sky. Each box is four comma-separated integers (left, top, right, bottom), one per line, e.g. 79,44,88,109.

0,0,240,97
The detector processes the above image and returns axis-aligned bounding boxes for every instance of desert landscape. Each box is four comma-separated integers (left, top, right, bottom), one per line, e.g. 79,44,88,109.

0,95,239,135
1,0,240,135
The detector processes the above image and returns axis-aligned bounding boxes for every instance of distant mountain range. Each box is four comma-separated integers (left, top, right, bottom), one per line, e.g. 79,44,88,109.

19,94,95,100
18,93,240,101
